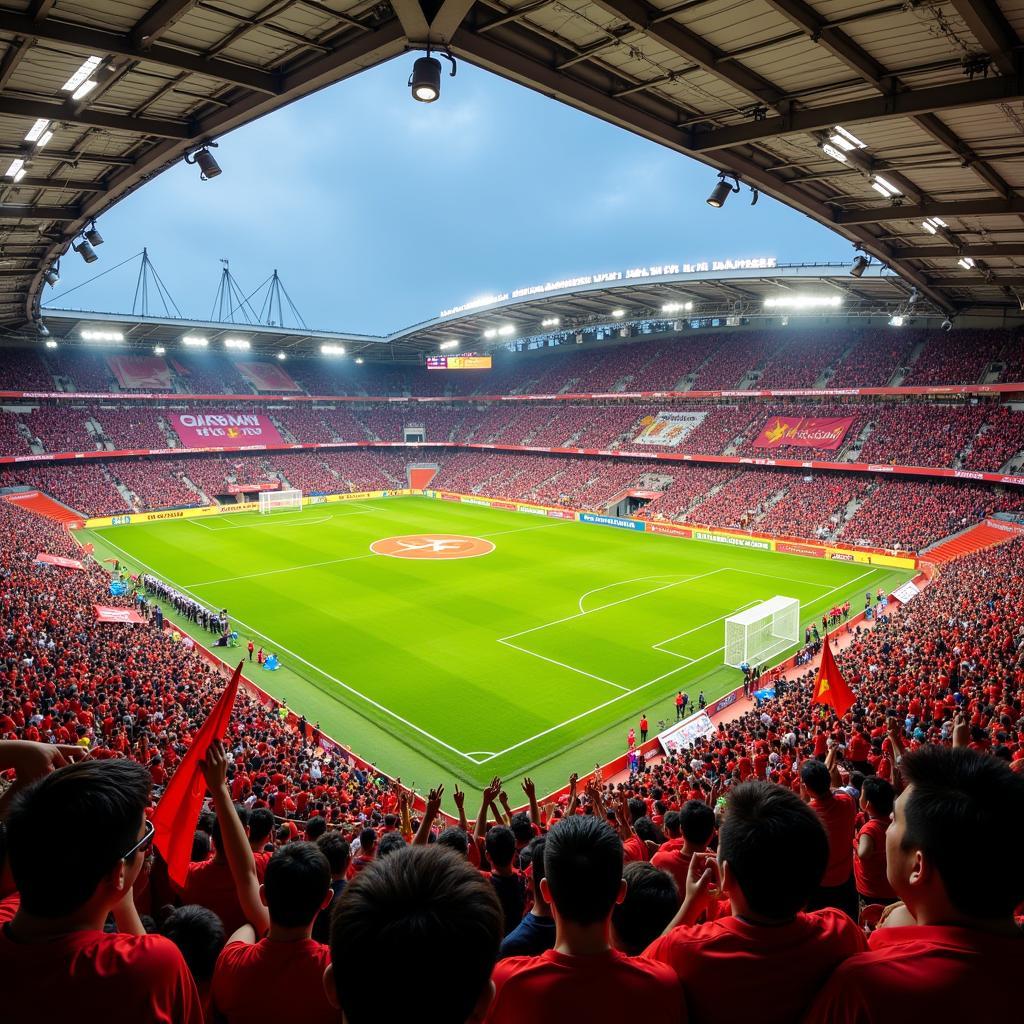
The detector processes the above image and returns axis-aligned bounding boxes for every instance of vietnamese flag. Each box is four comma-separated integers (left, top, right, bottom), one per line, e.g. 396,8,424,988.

812,635,855,718
151,662,241,886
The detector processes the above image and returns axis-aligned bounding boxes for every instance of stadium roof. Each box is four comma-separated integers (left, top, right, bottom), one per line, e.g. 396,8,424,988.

3,1,1024,331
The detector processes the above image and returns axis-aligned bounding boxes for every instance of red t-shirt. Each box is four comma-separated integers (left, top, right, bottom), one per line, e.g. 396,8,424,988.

486,947,683,1023
644,908,866,1024
853,818,896,900
651,838,694,895
811,791,857,886
805,925,1024,1023
212,938,339,1023
179,857,248,935
0,926,202,1024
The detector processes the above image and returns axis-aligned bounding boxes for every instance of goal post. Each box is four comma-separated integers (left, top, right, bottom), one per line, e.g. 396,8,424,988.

724,596,800,668
258,488,303,514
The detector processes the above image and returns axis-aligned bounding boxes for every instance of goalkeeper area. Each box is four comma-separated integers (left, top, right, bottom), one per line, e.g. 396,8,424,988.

81,496,914,801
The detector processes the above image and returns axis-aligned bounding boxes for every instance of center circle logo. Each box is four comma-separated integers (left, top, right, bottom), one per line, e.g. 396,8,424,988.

370,534,495,560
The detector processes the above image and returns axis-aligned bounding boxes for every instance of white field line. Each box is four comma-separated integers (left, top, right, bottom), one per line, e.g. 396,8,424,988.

497,638,630,692
476,565,886,764
94,533,486,765
577,574,697,615
653,599,762,651
188,515,335,532
183,552,375,588
728,568,836,590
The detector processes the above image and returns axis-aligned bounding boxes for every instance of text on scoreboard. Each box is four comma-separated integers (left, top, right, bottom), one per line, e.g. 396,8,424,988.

426,353,492,370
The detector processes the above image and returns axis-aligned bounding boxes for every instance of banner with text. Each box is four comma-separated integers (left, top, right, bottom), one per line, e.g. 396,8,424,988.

633,410,708,447
226,480,280,495
754,416,855,451
35,552,85,570
94,604,146,624
106,355,172,390
657,711,717,756
234,360,301,392
169,411,284,448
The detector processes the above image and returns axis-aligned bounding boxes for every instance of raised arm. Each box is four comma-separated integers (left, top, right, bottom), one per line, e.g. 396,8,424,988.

565,772,580,817
0,740,89,817
521,777,541,831
413,785,444,845
453,784,469,833
200,739,269,936
473,776,501,844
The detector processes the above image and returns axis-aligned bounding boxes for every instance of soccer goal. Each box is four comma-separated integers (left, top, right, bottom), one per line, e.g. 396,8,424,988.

258,488,303,514
724,596,800,668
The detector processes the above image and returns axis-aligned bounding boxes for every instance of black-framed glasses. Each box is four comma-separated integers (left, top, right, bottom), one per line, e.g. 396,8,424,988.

121,818,155,861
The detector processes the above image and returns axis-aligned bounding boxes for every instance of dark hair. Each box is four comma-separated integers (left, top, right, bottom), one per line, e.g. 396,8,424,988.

679,800,716,846
627,798,646,823
211,804,248,855
861,776,895,817
329,846,501,1024
900,746,1024,919
544,816,622,925
800,759,832,796
160,905,226,983
718,781,828,920
485,825,516,870
263,842,330,928
509,812,534,844
248,807,274,845
377,831,408,858
305,816,327,842
316,832,351,875
6,759,152,917
191,829,211,862
525,836,547,899
358,828,377,853
436,827,469,857
662,810,681,837
612,863,680,956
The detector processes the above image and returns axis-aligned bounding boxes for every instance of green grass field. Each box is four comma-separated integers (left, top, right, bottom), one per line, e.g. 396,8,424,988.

83,497,913,803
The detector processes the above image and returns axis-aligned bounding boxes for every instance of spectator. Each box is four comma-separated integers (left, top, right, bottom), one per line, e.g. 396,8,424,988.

487,816,683,1024
500,836,555,958
854,776,897,909
802,756,858,919
0,756,202,1023
351,828,376,872
485,824,526,937
651,801,715,896
159,905,226,1017
326,846,502,1024
312,832,350,945
611,862,680,955
644,781,865,1024
807,747,1024,1022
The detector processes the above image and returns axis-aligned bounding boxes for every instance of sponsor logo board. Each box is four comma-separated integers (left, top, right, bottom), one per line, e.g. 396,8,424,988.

693,531,771,551
776,542,825,558
579,512,645,531
754,416,855,451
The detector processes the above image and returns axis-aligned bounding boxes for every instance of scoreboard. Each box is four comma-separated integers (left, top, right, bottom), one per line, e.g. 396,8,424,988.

426,353,492,370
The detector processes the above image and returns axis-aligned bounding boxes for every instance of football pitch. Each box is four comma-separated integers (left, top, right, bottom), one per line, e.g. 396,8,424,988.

83,496,914,802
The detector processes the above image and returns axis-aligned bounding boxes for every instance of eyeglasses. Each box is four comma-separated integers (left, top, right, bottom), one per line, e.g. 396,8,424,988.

121,818,155,861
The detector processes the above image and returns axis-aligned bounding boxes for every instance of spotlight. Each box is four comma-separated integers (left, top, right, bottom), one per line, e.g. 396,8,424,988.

45,339,57,349
73,238,97,264
34,318,49,338
44,263,59,287
154,345,165,354
185,143,222,180
409,50,456,103
277,352,287,360
355,357,364,364
889,314,905,327
850,254,869,278
611,309,626,318
940,318,953,332
706,175,737,208
84,221,103,247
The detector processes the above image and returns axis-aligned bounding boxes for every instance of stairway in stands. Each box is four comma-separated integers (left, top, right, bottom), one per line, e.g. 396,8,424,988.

3,490,83,525
922,519,1024,564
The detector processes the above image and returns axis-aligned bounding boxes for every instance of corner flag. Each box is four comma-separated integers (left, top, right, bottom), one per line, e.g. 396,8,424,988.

152,662,241,886
812,635,855,718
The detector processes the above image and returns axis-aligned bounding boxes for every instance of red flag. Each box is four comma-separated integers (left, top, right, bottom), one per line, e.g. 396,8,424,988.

151,662,242,887
811,635,855,718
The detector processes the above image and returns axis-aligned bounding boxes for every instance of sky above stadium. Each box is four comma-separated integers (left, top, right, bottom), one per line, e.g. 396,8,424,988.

49,59,851,335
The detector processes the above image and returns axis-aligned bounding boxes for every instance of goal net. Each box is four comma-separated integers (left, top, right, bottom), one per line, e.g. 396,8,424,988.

259,488,303,514
724,596,800,668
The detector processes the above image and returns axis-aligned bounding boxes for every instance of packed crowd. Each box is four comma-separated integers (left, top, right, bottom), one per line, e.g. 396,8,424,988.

0,495,1020,1022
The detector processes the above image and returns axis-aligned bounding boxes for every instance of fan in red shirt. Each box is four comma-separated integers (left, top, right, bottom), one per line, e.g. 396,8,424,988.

487,815,684,1024
0,749,201,1024
651,801,715,897
806,746,1023,1023
801,753,858,919
853,776,897,907
644,781,865,1024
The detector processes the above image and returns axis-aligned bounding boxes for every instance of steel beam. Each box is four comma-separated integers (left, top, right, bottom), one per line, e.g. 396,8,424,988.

891,244,1024,259
949,0,1018,76
0,203,78,220
0,96,191,140
131,0,199,47
835,198,1024,225
690,75,1024,152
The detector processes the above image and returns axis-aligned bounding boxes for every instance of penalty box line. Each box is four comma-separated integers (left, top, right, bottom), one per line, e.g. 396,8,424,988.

479,565,886,765
93,533,492,766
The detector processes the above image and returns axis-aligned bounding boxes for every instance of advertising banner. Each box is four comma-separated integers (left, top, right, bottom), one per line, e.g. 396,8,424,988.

169,412,284,448
693,530,771,551
35,552,85,570
94,605,146,624
579,512,645,531
106,354,172,390
234,360,301,392
226,481,280,495
633,410,708,447
891,580,920,604
657,711,717,756
776,541,825,558
754,416,855,451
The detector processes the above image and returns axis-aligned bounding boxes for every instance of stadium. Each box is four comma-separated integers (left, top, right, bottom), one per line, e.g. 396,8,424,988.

0,2,1022,1022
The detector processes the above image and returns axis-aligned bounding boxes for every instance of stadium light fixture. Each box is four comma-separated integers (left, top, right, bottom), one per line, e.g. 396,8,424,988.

71,80,98,102
409,48,456,103
321,343,345,355
277,352,287,360
483,328,498,340
154,345,165,354
224,337,250,350
183,334,208,347
541,317,561,327
73,238,98,264
5,158,26,182
24,118,49,143
36,129,53,148
889,314,905,327
706,173,739,208
81,329,124,342
870,175,900,198
957,256,975,270
850,254,869,277
829,126,866,152
762,295,842,310
355,357,364,364
45,339,57,349
44,262,59,287
820,142,848,164
940,318,953,332
921,217,947,235
611,309,626,318
661,302,693,313
185,143,222,180
439,339,459,350
34,319,49,338
84,221,103,247
497,325,515,336
62,56,102,93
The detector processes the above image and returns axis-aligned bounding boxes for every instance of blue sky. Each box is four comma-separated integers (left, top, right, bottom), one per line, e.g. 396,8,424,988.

48,58,850,334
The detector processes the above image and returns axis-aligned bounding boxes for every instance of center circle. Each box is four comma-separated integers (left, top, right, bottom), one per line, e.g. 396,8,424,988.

370,533,496,560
